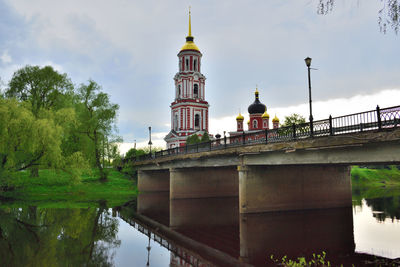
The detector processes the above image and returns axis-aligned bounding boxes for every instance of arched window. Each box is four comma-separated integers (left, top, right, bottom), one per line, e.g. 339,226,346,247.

195,114,200,130
178,85,181,98
194,59,197,71
174,114,178,131
186,58,189,70
253,119,258,129
194,84,199,98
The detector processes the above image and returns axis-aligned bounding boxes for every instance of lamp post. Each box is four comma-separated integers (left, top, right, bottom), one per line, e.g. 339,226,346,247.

148,126,152,155
304,57,314,137
146,233,151,266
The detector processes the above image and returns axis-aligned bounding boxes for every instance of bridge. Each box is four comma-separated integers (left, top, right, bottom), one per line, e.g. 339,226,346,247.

129,105,400,213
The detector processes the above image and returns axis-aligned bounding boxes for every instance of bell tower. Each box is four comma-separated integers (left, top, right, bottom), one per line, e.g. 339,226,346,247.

165,9,209,148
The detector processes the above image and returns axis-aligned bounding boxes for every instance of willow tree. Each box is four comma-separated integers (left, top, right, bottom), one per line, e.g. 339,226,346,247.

77,80,119,181
5,65,74,177
0,99,88,187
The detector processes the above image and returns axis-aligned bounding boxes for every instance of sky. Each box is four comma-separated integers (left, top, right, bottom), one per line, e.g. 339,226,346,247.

0,0,399,154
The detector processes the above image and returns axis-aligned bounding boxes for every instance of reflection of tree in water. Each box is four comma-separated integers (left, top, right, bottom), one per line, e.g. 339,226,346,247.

365,196,400,222
0,202,120,266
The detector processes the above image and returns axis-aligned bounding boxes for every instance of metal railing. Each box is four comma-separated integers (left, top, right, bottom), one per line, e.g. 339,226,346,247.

126,105,400,163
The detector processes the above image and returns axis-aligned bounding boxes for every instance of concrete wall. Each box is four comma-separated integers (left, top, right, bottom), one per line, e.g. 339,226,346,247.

170,166,238,199
238,165,352,213
137,169,170,192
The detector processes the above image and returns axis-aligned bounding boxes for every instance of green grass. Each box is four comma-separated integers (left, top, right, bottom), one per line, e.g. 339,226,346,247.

0,169,137,208
351,165,400,201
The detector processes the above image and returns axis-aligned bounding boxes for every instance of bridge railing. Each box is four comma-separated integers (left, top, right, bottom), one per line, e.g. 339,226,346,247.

129,105,400,163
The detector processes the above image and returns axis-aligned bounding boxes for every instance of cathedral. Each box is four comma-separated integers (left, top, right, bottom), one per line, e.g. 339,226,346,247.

164,10,209,148
165,10,279,148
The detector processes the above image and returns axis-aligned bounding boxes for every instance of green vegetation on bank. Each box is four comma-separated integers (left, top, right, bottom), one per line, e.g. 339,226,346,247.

0,169,137,208
1,65,120,188
351,165,400,201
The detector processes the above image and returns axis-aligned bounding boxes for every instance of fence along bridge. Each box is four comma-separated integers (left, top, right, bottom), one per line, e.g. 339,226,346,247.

131,105,400,214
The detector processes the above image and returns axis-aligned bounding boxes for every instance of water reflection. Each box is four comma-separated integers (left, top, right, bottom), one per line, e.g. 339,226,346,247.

240,208,355,266
138,192,170,225
354,199,400,259
364,196,400,222
0,203,120,266
1,193,400,266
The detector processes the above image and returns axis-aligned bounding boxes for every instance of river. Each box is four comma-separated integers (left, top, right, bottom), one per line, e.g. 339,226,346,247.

0,189,399,266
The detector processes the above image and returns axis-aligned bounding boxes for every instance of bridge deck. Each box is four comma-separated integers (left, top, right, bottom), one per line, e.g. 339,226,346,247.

135,127,400,170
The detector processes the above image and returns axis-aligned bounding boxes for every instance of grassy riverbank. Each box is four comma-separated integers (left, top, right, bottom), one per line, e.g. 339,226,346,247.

0,169,137,208
351,166,400,200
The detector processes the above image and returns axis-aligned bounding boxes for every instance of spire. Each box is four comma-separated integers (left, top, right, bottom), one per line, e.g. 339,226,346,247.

180,7,200,52
255,86,259,100
188,6,192,37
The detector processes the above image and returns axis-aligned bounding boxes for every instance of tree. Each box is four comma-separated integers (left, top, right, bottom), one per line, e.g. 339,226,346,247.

201,131,211,142
317,0,400,34
6,65,73,116
5,65,74,177
281,113,307,127
186,134,201,145
0,98,88,187
77,80,120,181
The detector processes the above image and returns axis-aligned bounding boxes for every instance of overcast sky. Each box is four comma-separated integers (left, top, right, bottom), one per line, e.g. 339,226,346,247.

0,0,399,153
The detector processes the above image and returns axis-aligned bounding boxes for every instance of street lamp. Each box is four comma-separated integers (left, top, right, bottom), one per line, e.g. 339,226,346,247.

146,233,151,266
304,57,314,137
148,126,152,154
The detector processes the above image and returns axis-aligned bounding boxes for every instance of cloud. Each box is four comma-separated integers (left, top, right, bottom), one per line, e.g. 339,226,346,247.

0,50,12,64
2,0,399,146
209,88,400,136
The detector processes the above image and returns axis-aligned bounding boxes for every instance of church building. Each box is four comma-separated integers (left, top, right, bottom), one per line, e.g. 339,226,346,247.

164,10,209,148
229,88,280,143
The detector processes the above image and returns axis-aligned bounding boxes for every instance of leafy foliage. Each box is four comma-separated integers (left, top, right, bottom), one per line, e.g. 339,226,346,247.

281,113,307,128
270,251,331,267
1,65,121,187
77,80,120,180
201,131,210,142
186,132,210,145
6,65,73,116
186,134,201,145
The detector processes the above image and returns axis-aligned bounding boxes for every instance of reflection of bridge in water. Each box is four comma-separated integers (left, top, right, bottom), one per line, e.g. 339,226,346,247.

120,214,212,267
118,198,244,267
117,193,391,266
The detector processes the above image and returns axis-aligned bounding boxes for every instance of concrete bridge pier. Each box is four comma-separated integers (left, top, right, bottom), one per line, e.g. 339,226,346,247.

170,166,238,199
238,164,352,214
137,169,170,192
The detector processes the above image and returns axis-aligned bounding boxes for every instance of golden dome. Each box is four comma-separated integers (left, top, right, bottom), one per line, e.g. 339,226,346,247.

180,8,200,52
247,120,250,124
262,111,270,119
272,115,280,123
181,41,200,52
236,113,244,121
